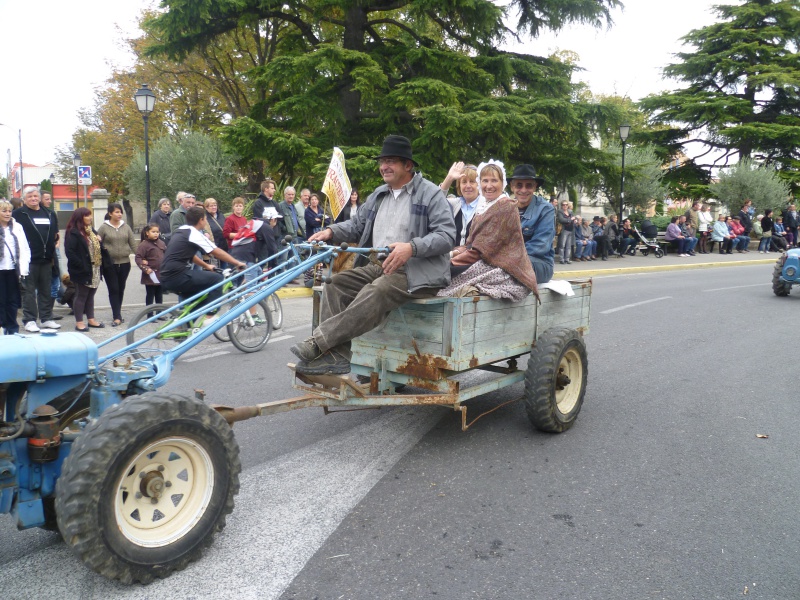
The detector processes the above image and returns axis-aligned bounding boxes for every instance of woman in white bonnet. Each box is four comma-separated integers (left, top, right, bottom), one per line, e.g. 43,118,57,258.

438,160,538,302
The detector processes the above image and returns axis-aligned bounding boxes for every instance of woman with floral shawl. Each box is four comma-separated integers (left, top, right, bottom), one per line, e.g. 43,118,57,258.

437,160,538,302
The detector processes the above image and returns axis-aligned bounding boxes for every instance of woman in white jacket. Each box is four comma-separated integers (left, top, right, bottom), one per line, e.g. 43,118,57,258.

0,199,31,334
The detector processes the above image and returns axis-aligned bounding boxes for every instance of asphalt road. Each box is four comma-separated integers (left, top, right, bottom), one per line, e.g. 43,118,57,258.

1,263,798,599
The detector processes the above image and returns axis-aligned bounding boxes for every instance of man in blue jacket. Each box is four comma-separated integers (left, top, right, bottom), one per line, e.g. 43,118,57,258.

290,135,456,375
508,164,555,283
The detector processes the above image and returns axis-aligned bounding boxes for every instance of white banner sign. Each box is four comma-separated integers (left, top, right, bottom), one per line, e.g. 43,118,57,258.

321,147,351,221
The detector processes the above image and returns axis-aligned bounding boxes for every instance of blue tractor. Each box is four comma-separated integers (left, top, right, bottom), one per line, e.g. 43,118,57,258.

0,320,244,585
772,248,800,296
0,241,349,583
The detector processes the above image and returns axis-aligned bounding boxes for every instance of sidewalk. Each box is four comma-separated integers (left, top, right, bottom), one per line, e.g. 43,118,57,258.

40,247,776,342
550,249,775,279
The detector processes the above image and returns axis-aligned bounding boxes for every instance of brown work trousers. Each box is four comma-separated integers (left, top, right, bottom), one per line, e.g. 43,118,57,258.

313,263,438,355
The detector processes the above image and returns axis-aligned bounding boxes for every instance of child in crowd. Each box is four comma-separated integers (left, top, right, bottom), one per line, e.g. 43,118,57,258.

135,224,167,318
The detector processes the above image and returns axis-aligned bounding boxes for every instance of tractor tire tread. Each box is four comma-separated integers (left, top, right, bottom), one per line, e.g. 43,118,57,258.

55,392,240,584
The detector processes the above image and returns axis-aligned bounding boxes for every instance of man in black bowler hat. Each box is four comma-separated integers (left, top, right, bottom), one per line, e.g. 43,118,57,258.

290,135,456,375
508,164,555,283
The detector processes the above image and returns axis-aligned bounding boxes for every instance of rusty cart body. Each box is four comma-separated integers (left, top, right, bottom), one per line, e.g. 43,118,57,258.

249,279,592,433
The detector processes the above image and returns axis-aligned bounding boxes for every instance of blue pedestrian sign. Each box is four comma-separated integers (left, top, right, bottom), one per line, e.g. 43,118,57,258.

78,166,92,186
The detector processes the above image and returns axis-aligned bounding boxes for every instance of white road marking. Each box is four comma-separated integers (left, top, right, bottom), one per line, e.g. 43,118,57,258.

599,296,672,314
703,283,769,292
0,408,442,599
267,334,294,344
183,350,231,363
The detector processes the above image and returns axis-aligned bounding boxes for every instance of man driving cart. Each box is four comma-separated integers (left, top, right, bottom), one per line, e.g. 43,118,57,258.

290,135,456,375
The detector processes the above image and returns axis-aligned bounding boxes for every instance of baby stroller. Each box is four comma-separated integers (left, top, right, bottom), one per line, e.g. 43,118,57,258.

633,220,665,258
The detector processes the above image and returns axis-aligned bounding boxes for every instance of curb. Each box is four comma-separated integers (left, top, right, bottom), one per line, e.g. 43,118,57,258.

277,287,314,298
551,258,774,279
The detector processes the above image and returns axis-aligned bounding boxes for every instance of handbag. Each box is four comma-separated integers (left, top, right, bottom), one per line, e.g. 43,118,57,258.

101,245,113,271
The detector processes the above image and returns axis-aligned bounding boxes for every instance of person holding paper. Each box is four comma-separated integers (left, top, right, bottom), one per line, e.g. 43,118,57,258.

135,224,167,318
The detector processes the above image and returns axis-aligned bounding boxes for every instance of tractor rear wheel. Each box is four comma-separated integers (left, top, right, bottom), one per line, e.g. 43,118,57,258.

524,328,588,433
56,392,240,583
773,260,791,296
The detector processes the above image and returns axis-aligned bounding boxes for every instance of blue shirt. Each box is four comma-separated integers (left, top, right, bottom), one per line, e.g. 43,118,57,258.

460,196,479,225
519,195,555,274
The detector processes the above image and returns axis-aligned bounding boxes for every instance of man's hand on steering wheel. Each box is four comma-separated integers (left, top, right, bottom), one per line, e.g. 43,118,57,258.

383,242,413,275
308,228,333,243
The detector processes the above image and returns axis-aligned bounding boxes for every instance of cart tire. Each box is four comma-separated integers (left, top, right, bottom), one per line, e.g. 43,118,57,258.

126,304,181,359
640,248,649,257
654,248,665,258
524,327,587,433
773,260,791,296
55,392,240,584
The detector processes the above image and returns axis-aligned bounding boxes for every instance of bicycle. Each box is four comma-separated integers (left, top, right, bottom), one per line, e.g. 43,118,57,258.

126,268,273,358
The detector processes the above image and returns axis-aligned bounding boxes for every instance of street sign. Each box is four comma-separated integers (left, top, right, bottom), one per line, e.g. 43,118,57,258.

78,165,92,186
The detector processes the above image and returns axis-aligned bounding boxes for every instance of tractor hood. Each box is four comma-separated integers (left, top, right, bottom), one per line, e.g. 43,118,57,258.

0,332,98,383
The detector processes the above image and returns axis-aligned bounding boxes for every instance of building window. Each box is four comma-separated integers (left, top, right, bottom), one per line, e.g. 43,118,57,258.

59,202,75,211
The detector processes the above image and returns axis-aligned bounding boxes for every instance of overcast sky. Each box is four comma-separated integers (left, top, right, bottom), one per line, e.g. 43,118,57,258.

0,0,722,170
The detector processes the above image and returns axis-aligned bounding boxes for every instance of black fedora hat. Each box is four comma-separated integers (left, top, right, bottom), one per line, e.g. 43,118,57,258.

376,135,418,166
508,164,545,187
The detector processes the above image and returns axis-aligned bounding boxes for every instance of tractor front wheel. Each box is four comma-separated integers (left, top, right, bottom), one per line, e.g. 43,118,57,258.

773,260,791,296
55,392,240,583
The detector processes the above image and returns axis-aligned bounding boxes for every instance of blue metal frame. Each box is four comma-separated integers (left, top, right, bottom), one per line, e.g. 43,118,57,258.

0,241,385,529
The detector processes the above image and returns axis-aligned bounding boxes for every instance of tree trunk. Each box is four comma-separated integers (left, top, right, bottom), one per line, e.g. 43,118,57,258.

340,6,367,128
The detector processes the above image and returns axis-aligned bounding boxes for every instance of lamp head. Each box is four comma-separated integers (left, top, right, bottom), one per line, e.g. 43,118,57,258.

134,84,156,115
619,124,631,143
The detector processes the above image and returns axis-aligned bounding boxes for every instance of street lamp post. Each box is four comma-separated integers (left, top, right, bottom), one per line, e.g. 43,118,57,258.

0,124,23,198
618,124,631,221
134,84,156,221
73,153,81,207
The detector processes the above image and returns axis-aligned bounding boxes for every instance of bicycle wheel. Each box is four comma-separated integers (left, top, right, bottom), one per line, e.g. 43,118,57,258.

227,300,273,353
266,294,283,330
212,298,236,343
125,304,186,359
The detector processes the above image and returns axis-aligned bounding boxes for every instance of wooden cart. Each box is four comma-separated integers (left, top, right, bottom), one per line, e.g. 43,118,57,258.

284,279,592,432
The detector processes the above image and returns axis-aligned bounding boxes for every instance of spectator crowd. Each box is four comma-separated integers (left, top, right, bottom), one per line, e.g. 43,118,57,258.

0,158,795,338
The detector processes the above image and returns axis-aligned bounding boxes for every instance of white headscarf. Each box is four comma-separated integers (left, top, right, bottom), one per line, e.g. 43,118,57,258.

475,159,509,215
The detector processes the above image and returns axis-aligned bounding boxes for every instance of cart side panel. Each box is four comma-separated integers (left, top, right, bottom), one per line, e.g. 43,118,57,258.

351,281,591,375
535,280,591,340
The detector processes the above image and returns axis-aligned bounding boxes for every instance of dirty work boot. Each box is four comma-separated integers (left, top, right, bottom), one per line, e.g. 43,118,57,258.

295,349,351,375
290,337,322,362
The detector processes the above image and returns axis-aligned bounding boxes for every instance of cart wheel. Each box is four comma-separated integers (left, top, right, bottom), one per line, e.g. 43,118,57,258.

773,260,791,296
267,294,283,330
640,248,649,257
126,304,181,359
654,248,665,258
524,327,587,433
227,300,273,353
55,392,240,584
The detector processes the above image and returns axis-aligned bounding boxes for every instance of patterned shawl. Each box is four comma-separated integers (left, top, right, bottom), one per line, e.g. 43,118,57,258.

451,197,538,298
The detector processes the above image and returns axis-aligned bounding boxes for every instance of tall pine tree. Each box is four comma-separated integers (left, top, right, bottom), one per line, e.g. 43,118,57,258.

145,0,624,191
641,0,800,187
